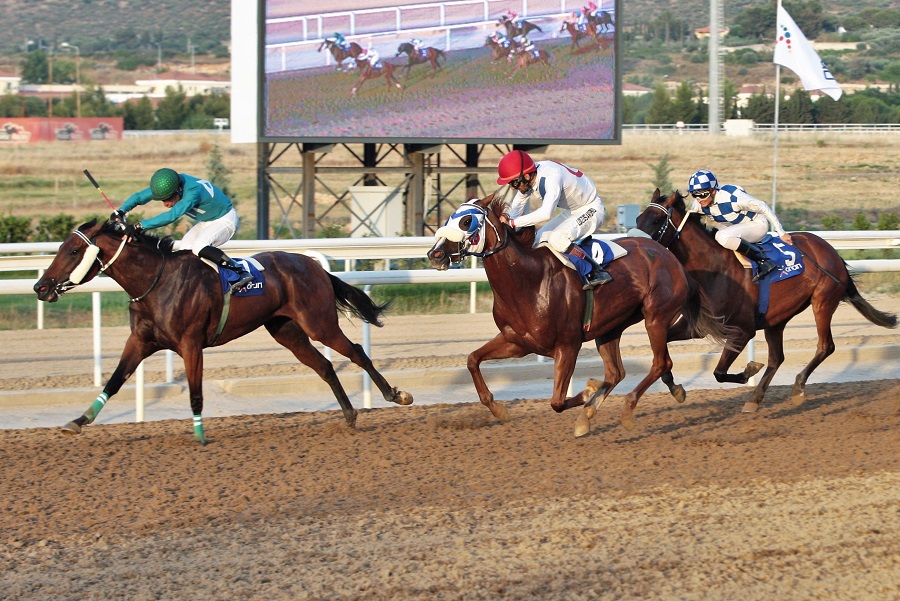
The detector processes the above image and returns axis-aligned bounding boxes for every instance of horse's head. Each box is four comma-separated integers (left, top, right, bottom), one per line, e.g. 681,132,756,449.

34,219,105,302
428,195,506,270
632,188,688,247
317,40,330,52
396,42,410,57
33,219,175,302
497,15,509,25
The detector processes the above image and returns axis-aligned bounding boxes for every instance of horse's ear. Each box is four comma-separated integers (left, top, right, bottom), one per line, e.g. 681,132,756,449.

651,188,662,202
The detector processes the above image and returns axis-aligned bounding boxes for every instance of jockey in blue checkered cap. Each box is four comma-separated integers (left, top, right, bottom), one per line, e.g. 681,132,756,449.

687,169,794,281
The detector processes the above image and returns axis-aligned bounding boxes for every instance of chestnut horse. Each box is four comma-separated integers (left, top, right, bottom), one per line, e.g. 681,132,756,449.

635,189,897,412
508,47,553,80
350,58,403,97
396,42,446,78
317,38,363,71
485,36,518,64
33,220,413,444
427,194,736,436
587,10,615,33
559,19,600,52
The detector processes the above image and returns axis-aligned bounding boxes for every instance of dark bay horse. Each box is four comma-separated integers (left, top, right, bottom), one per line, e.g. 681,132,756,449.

587,10,615,33
427,195,736,436
396,42,446,77
635,189,897,412
485,36,518,64
508,47,553,80
317,38,363,71
33,220,413,444
497,15,543,39
350,58,403,97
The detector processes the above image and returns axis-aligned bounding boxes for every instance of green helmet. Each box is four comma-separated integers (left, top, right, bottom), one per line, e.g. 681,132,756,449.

149,168,181,200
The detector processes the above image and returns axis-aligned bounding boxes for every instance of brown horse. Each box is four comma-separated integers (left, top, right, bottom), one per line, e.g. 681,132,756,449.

485,35,518,64
508,47,553,80
635,189,897,412
426,194,736,436
350,58,403,97
497,15,543,39
396,42,445,78
33,219,413,444
559,19,599,52
317,38,363,71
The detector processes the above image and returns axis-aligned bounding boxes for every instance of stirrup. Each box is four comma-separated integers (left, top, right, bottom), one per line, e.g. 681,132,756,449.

752,260,777,282
583,270,612,290
230,272,254,292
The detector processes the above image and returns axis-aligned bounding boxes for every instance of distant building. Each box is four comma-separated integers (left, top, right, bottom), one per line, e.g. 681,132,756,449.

134,71,230,98
0,71,20,94
623,82,653,96
694,26,730,39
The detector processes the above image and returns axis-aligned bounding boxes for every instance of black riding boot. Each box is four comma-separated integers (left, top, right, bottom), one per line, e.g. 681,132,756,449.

737,241,777,282
567,244,613,290
198,246,254,293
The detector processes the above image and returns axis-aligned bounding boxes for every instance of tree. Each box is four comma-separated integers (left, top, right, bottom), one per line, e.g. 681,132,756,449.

20,50,49,84
155,85,189,129
648,154,674,194
672,81,700,124
782,89,815,123
122,97,155,130
206,144,234,200
742,93,775,123
815,96,851,123
646,84,674,124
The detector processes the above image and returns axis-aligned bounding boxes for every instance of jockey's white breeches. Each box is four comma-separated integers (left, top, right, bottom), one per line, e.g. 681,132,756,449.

177,208,240,255
713,217,769,250
535,200,605,253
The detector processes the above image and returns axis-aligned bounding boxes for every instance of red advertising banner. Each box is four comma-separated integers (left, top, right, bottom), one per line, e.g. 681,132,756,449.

0,117,124,144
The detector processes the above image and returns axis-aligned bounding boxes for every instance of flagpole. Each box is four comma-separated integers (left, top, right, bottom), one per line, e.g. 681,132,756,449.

771,0,783,213
772,65,780,213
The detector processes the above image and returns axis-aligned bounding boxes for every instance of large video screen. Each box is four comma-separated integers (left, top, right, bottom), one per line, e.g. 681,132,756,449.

260,0,621,145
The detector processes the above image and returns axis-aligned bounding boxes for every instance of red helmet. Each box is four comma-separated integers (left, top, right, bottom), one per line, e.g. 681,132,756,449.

497,150,537,185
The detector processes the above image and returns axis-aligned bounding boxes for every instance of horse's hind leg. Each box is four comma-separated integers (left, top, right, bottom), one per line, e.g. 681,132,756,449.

315,322,413,408
265,318,358,428
789,298,839,407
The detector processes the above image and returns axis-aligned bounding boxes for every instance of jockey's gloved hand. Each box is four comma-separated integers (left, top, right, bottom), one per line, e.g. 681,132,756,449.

122,222,143,237
110,209,126,224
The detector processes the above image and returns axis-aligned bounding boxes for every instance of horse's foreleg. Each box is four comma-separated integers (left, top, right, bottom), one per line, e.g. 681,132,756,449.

180,345,207,445
62,334,158,435
467,334,530,423
743,323,788,413
549,345,581,414
712,339,760,384
575,338,624,438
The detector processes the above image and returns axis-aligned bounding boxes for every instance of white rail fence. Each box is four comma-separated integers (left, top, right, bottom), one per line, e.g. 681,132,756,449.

1,232,897,415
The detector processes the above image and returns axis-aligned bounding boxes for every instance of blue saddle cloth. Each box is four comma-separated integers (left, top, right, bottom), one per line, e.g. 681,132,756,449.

564,238,618,278
218,259,265,296
753,235,805,323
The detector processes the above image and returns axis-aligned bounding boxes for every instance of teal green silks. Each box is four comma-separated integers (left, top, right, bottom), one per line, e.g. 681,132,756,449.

83,392,109,423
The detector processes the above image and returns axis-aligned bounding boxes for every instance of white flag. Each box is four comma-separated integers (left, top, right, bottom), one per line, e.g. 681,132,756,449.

773,5,843,100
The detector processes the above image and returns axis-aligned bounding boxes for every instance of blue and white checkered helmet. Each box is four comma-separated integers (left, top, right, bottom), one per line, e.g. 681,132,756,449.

687,170,718,192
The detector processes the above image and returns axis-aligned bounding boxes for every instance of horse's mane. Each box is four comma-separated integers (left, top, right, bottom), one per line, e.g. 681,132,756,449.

671,190,718,242
486,194,536,246
95,220,177,254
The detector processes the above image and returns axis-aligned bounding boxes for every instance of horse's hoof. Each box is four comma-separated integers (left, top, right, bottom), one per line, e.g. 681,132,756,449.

491,402,510,423
394,390,414,406
61,421,82,435
741,401,760,413
620,412,636,431
790,389,806,407
574,413,591,438
582,403,596,421
745,362,765,378
672,384,686,404
585,379,601,396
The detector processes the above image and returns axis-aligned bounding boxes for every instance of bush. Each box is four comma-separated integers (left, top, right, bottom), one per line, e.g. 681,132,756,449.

34,214,78,242
0,215,31,242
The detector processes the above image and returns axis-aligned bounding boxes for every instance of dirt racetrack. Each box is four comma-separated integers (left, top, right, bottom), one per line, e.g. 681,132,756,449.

2,307,899,599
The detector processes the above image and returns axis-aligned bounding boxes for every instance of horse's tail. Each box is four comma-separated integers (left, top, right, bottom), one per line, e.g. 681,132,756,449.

682,279,743,352
530,22,544,32
843,268,898,329
436,49,446,64
328,273,391,327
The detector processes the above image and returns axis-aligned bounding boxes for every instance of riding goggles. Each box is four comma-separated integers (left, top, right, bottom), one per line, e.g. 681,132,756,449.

691,190,712,200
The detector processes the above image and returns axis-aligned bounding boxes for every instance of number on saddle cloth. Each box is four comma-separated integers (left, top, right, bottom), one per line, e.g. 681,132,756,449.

217,258,266,296
753,234,805,283
418,49,428,60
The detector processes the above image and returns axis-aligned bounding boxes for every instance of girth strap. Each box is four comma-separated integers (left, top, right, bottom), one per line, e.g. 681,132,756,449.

209,289,232,346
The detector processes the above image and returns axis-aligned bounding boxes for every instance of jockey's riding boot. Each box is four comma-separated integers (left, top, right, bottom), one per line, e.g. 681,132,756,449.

737,241,777,282
199,246,254,292
566,243,613,290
